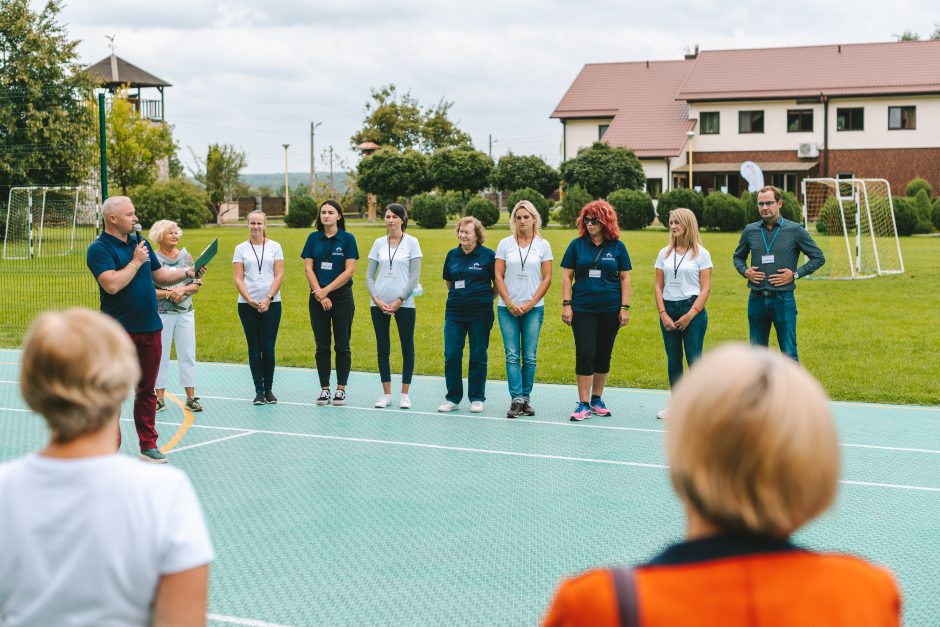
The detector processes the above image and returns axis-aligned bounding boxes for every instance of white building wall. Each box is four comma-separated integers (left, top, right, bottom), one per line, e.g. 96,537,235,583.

563,118,614,161
689,101,824,154
827,96,940,149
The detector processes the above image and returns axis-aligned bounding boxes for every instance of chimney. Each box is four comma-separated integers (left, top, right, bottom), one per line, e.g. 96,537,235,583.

684,44,700,60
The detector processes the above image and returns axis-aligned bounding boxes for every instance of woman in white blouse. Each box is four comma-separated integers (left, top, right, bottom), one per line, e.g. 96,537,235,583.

494,200,553,419
366,203,423,409
653,207,712,418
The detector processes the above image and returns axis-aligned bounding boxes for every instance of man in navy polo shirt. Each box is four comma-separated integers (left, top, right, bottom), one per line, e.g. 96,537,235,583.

86,196,198,462
733,185,825,362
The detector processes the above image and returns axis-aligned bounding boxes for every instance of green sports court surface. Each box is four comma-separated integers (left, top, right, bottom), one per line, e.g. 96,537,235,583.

1,349,937,626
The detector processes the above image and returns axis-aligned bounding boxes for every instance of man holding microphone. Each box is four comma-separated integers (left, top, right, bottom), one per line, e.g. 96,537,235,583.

86,196,203,462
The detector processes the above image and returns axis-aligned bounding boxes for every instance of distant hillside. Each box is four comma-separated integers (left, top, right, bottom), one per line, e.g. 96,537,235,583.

240,172,349,194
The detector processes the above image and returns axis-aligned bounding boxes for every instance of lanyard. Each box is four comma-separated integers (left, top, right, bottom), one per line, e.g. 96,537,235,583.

250,239,265,276
760,220,782,255
591,241,608,269
387,234,402,269
516,236,533,271
318,233,341,266
672,249,688,279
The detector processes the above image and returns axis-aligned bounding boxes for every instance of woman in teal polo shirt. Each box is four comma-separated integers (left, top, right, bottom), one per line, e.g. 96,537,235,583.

560,201,632,421
438,216,496,414
301,200,359,406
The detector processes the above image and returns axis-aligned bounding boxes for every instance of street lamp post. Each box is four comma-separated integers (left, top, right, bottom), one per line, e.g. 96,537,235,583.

283,144,290,215
686,130,695,191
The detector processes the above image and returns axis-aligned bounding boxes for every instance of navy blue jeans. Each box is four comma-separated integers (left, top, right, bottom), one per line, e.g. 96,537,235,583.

748,290,799,362
660,297,708,388
238,302,282,394
444,314,493,404
370,306,416,384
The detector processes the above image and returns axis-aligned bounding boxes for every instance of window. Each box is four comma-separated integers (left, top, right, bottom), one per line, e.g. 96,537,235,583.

888,106,916,130
836,108,864,131
700,112,720,134
738,111,764,133
787,110,813,132
645,178,663,199
598,124,609,140
771,173,797,193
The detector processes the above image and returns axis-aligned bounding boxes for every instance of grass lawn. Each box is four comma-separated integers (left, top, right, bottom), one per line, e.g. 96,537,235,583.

2,220,938,405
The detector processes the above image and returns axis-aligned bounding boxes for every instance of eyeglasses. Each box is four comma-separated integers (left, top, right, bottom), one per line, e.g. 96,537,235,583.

583,217,600,225
757,201,778,208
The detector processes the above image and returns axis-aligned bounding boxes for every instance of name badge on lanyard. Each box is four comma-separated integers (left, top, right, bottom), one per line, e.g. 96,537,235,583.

588,269,602,279
761,255,775,264
454,280,466,289
320,261,333,271
668,280,682,289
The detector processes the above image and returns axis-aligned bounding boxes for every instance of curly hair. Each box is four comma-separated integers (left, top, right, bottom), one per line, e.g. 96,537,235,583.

577,200,620,241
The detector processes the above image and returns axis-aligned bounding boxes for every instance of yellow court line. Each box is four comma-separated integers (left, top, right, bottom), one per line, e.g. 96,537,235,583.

159,391,195,454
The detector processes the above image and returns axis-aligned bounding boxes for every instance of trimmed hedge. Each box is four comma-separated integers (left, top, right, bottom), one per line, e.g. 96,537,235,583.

702,192,745,232
463,197,500,227
129,178,210,229
284,194,317,228
817,196,858,235
410,193,447,229
905,177,933,198
932,198,940,231
741,190,802,224
607,188,654,230
559,185,593,228
656,188,704,227
505,187,550,227
892,197,917,236
912,189,935,234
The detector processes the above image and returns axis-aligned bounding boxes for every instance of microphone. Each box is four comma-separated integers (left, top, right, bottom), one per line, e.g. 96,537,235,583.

133,224,142,243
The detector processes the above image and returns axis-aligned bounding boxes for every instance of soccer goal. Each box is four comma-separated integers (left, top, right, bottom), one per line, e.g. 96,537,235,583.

2,186,99,260
800,178,904,279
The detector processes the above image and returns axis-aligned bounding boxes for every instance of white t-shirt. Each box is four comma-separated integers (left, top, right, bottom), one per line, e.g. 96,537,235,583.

0,453,214,627
233,239,284,303
367,233,423,309
495,235,553,308
654,244,713,301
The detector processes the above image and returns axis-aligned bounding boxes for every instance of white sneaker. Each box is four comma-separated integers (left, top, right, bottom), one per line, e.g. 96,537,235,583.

438,400,459,412
399,394,412,409
470,401,484,413
374,394,392,408
656,409,666,419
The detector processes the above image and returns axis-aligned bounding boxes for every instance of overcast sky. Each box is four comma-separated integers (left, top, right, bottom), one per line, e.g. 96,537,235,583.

58,0,937,174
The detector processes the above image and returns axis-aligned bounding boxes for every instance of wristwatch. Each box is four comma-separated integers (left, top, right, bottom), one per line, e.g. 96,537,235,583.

562,299,572,306
793,272,800,280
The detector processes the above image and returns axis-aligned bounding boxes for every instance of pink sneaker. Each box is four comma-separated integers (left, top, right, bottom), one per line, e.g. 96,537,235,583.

590,397,611,416
569,402,592,422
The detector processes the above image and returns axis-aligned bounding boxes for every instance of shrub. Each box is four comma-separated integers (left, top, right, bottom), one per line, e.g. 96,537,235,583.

463,196,500,227
442,190,471,218
905,177,933,198
892,197,917,236
492,153,559,197
284,194,317,228
129,178,210,229
702,192,745,232
912,189,935,234
932,198,940,231
816,196,858,235
607,188,655,230
505,187,550,227
559,142,645,198
656,188,704,227
741,190,801,223
559,185,593,228
410,193,447,229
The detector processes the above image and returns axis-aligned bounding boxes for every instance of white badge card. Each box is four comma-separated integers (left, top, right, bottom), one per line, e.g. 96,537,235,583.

516,272,528,280
454,280,466,289
320,261,333,270
588,269,602,278
385,270,396,277
668,280,682,289
761,255,775,264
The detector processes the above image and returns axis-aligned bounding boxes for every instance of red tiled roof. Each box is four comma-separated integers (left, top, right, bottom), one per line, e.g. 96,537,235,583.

551,60,695,158
676,40,940,101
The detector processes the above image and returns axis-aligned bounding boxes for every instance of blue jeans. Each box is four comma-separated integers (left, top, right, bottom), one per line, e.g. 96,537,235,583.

748,290,799,362
660,297,707,388
497,306,544,400
444,314,494,404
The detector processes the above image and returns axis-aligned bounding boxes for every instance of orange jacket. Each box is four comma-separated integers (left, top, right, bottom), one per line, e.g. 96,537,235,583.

543,536,900,627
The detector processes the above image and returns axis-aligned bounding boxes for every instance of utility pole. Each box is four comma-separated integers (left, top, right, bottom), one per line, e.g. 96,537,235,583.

309,121,322,192
283,144,290,215
328,146,335,198
488,134,494,159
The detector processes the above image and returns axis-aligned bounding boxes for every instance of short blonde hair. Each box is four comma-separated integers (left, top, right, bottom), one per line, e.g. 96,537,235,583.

666,344,839,538
20,308,140,444
148,219,181,245
455,216,486,244
509,200,543,237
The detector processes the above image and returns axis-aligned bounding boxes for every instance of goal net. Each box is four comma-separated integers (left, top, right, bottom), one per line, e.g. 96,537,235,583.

3,186,98,259
800,178,904,279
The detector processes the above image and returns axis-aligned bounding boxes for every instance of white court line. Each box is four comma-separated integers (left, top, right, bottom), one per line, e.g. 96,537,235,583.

842,443,940,455
841,480,940,493
167,431,256,454
207,613,292,627
0,407,31,413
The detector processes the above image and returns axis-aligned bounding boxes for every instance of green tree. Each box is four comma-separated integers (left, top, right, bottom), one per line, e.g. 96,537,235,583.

350,84,471,153
428,146,493,193
284,193,317,228
463,196,499,227
506,187,551,227
492,153,559,197
912,188,934,233
702,192,745,232
656,188,705,227
559,184,593,227
607,188,655,230
191,143,248,219
410,192,448,229
357,147,430,203
0,0,96,197
107,93,176,194
905,177,933,198
559,142,645,199
129,178,209,229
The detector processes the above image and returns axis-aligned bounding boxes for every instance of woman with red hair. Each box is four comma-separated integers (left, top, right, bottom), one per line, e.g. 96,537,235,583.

560,201,632,421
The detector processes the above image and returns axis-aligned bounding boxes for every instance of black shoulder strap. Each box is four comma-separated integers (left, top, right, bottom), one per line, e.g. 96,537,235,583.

611,567,639,627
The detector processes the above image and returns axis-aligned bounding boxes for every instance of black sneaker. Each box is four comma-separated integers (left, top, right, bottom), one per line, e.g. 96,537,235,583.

332,389,347,406
252,393,266,405
521,400,536,416
316,389,331,406
264,391,278,404
506,399,525,419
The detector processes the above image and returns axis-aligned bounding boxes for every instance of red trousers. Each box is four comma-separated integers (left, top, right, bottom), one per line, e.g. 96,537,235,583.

127,330,162,452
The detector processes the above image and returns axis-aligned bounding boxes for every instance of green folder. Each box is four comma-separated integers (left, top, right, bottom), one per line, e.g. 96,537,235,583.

193,239,218,271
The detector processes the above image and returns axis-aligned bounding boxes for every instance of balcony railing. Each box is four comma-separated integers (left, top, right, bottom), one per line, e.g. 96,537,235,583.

125,97,164,121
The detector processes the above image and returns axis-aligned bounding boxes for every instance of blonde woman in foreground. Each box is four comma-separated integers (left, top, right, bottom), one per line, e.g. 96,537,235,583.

544,344,900,627
0,308,213,626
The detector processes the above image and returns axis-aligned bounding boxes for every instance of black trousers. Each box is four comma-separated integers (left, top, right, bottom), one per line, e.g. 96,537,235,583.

571,310,621,376
309,286,355,388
